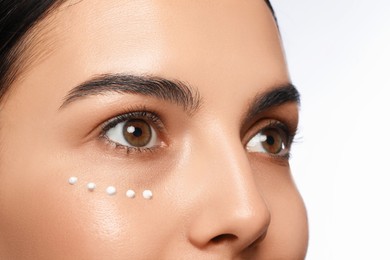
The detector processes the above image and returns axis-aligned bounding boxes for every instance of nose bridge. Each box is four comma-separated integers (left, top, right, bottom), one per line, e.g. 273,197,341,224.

201,132,256,203
187,124,271,251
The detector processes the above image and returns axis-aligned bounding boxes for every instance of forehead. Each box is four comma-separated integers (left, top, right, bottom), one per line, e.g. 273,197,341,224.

16,0,288,108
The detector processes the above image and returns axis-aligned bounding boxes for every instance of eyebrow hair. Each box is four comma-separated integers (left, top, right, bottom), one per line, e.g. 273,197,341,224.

61,73,299,123
60,74,202,114
244,83,300,124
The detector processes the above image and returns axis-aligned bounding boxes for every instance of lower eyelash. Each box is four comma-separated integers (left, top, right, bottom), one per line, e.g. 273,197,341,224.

99,132,158,156
269,150,291,161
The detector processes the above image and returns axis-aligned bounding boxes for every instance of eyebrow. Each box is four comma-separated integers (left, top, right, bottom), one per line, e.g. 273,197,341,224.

243,83,300,125
60,74,299,120
60,74,202,114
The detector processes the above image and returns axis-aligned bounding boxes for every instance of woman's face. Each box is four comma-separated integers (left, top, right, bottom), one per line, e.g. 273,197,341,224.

0,0,308,258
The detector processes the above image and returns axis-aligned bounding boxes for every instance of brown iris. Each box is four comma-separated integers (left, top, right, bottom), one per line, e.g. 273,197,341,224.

260,128,285,154
122,119,152,147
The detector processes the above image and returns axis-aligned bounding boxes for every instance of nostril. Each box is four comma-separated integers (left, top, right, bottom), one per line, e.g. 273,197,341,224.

211,233,238,244
247,230,268,249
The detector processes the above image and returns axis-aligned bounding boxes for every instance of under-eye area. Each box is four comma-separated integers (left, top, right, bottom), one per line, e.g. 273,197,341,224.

67,177,153,199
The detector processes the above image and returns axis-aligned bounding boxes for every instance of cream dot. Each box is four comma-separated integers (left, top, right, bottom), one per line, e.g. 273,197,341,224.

126,189,136,198
106,186,117,195
68,177,78,185
143,190,153,200
87,182,96,191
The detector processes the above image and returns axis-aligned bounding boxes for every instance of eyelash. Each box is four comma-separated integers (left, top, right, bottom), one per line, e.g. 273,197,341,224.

100,110,165,155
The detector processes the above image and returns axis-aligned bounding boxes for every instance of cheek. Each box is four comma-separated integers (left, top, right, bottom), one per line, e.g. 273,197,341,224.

0,152,125,258
0,141,184,259
0,157,93,258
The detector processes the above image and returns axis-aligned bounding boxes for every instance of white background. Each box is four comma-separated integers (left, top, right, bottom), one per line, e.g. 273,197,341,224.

273,1,390,259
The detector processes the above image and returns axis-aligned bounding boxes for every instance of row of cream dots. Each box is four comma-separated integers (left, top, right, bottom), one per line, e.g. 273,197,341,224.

68,177,153,199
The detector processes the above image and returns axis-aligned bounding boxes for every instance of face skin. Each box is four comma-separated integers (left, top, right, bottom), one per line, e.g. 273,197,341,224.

0,0,308,259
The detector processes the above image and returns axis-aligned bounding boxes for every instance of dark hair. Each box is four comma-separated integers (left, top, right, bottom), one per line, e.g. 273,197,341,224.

0,0,65,102
0,0,276,103
265,0,277,25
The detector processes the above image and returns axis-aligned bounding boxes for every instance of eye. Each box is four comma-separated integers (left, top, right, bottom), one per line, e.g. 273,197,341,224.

246,123,291,156
102,111,162,151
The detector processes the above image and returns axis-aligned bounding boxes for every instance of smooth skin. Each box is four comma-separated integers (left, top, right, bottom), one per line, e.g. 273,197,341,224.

0,0,308,259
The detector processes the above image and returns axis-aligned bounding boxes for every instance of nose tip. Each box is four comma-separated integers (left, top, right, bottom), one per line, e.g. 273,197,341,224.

231,203,271,246
189,194,271,251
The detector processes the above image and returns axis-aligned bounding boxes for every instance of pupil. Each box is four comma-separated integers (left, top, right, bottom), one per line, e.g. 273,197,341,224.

132,127,143,137
266,135,275,145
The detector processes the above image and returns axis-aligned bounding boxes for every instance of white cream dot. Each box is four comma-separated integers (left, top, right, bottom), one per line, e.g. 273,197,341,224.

87,182,96,191
126,190,136,198
68,177,78,185
143,190,153,200
106,186,117,195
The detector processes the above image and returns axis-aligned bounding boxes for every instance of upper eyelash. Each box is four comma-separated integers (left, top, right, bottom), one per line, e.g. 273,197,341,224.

101,110,163,134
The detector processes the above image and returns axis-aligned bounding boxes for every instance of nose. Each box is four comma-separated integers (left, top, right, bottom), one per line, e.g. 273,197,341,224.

187,132,271,253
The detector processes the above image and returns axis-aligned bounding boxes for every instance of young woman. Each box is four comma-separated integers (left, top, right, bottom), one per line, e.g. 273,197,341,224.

0,0,308,258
